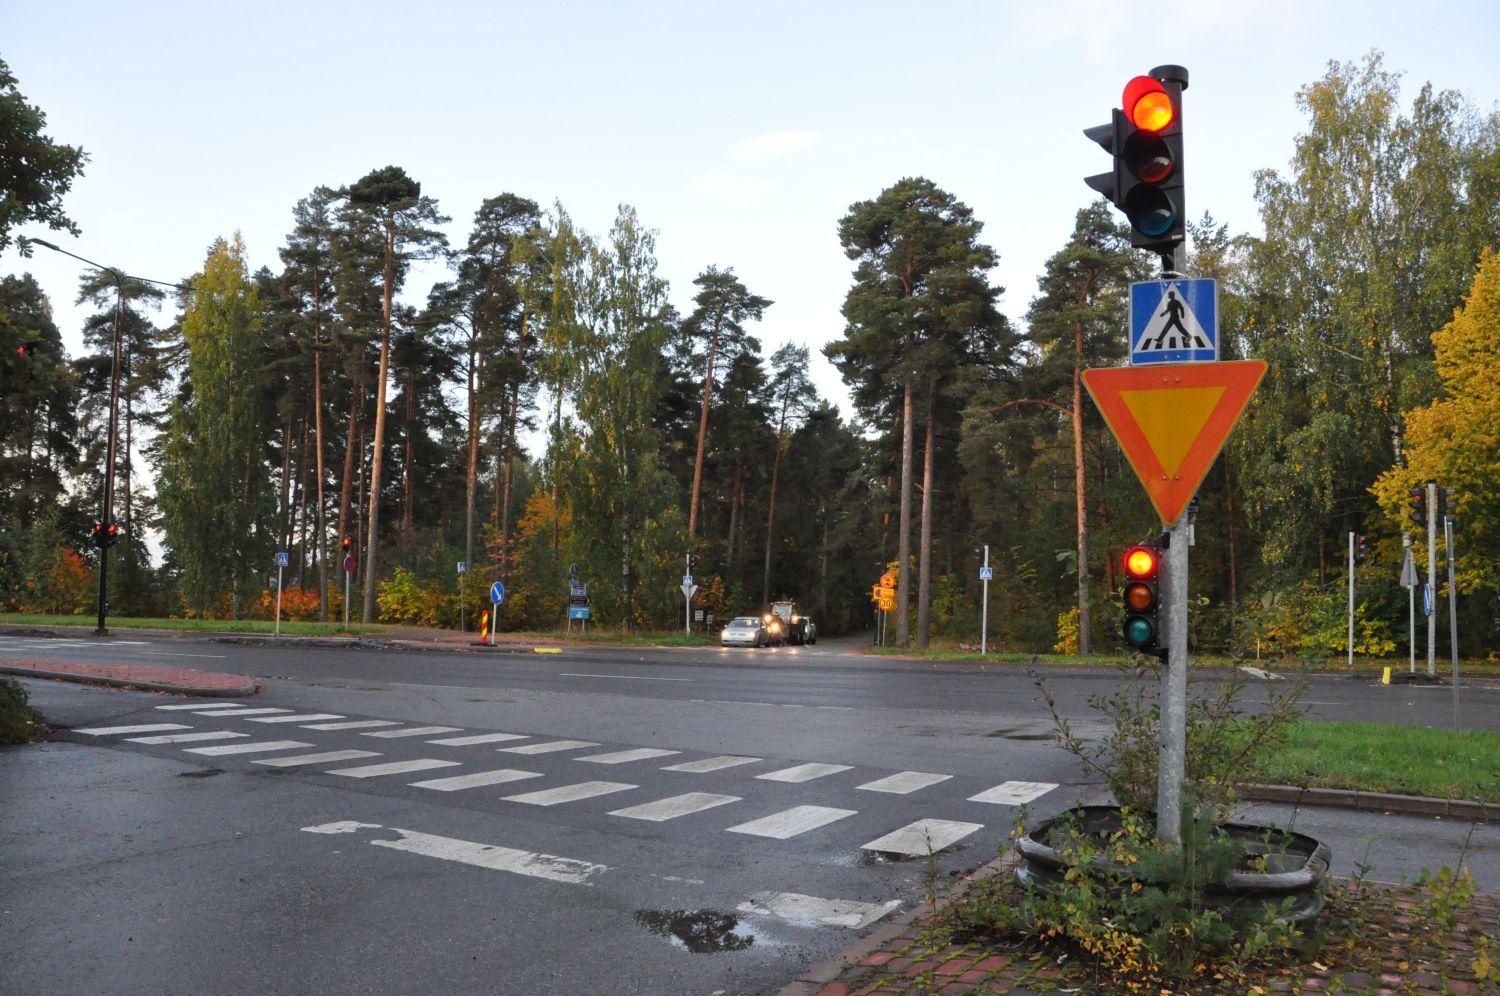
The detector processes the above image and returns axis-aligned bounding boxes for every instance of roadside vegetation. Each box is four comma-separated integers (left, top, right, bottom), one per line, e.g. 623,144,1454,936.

0,677,46,744
1251,721,1500,803
0,613,383,636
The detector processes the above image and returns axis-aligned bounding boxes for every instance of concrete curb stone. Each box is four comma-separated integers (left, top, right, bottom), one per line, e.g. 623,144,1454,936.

1236,782,1494,822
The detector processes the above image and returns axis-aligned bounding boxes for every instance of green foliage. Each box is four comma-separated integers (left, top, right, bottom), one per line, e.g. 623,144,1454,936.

0,58,87,255
0,676,46,745
376,566,453,627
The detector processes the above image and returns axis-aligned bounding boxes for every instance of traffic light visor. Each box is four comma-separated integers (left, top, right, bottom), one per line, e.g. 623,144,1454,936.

1124,545,1158,579
1123,76,1172,131
1124,580,1154,611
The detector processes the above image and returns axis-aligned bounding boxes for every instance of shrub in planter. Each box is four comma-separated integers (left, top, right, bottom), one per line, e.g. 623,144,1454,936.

0,676,46,745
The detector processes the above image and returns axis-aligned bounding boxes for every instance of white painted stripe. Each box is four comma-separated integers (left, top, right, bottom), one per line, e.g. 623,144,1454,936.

327,758,460,778
252,750,381,768
362,726,464,738
126,731,247,745
857,771,952,795
968,781,1058,806
184,740,315,756
187,707,292,717
756,762,852,784
410,769,543,791
503,781,635,806
303,720,401,731
498,740,599,755
727,806,857,839
155,702,238,711
426,732,528,746
577,747,679,765
246,713,345,724
662,755,761,773
300,822,606,885
860,819,984,857
609,792,739,822
737,891,901,930
76,723,190,736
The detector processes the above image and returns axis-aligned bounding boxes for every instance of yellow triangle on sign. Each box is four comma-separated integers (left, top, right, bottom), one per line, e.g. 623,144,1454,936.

1119,385,1225,477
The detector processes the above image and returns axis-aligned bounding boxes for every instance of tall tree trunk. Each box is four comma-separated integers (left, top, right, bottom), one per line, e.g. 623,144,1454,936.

362,225,395,623
687,313,724,539
279,418,294,549
312,283,328,621
401,366,415,534
1226,465,1238,641
820,510,830,620
464,339,478,579
1072,283,1094,656
725,460,743,568
916,374,937,647
336,383,360,553
499,309,528,583
895,376,914,645
762,440,785,608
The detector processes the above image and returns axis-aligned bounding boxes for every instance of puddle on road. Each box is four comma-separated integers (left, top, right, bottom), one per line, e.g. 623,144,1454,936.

984,726,1053,741
634,909,757,953
177,768,223,779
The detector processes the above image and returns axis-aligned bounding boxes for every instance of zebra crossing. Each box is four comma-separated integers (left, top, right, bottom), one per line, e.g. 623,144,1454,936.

69,700,1063,860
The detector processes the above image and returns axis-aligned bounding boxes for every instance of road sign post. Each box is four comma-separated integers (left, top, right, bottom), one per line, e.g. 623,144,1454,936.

680,576,698,635
489,581,504,645
1446,516,1459,729
274,551,289,637
457,561,466,635
1400,537,1416,673
979,546,991,655
1426,481,1437,676
1346,531,1355,668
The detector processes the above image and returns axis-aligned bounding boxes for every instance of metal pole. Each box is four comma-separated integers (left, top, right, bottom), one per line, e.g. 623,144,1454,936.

459,569,465,635
1427,481,1437,676
1157,513,1191,845
685,553,691,636
491,599,498,644
1346,531,1355,668
1446,516,1459,729
980,544,990,655
275,563,284,636
1405,533,1415,673
344,570,350,631
96,277,125,636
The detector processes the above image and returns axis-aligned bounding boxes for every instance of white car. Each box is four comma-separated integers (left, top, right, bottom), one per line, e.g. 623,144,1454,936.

720,616,773,648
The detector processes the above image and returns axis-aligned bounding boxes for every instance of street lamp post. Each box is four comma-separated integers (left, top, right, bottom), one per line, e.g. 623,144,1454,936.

26,238,190,636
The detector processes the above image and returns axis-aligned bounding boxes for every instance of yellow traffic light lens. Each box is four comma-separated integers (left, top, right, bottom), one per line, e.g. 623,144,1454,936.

1124,546,1158,579
1124,581,1154,611
1130,90,1174,131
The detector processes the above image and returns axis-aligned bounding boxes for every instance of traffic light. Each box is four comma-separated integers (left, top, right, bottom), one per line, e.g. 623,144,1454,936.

1120,542,1163,657
1354,534,1368,564
1406,487,1426,529
91,522,120,548
341,534,352,552
15,341,37,357
1084,66,1188,259
1437,486,1457,522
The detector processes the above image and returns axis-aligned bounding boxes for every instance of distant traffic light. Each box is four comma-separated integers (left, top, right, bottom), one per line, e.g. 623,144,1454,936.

1085,66,1189,260
15,341,38,357
1437,486,1457,523
1354,534,1368,564
91,522,120,548
1121,542,1163,657
1406,487,1426,529
341,534,353,552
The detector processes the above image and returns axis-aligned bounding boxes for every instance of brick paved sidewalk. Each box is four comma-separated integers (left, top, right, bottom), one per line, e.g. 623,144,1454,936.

0,658,257,696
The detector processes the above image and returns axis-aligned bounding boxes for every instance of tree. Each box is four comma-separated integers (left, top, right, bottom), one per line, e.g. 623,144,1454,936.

343,167,449,623
761,343,815,606
0,58,87,256
158,236,272,614
682,266,771,540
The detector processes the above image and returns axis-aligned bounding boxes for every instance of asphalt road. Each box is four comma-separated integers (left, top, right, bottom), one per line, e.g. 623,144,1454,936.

2,632,1495,995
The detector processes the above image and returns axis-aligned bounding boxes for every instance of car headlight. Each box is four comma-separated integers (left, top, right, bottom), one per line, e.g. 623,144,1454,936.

791,614,799,623
769,621,781,633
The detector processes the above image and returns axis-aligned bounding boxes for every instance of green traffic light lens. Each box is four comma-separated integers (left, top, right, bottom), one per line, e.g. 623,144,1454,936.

1124,615,1155,646
1125,186,1176,237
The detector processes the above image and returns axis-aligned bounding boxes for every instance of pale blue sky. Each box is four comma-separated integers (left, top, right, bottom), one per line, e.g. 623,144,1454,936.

5,0,1498,422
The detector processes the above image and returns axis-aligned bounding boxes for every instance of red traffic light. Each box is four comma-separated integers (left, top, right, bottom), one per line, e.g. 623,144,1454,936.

340,535,352,551
1123,76,1173,132
1123,545,1158,580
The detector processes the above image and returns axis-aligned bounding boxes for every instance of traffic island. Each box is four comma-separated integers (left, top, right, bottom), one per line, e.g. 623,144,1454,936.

0,658,257,697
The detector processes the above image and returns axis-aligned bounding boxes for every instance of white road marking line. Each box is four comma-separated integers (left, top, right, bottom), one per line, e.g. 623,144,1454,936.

737,891,901,930
498,739,599,755
726,805,857,839
756,762,852,783
327,758,460,778
184,740,315,756
860,819,984,857
156,702,238,711
246,713,345,724
609,792,740,822
503,781,636,806
75,723,190,736
426,732,529,746
662,755,761,773
857,771,952,795
410,769,543,791
557,673,692,682
969,780,1058,806
299,821,606,885
126,731,248,745
187,707,292,717
362,726,464,738
577,747,680,765
134,651,229,658
252,750,381,767
303,719,401,731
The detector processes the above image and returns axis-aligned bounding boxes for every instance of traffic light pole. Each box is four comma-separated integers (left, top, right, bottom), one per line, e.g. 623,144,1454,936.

1405,534,1415,673
1427,481,1437,676
1346,531,1355,668
980,545,990,656
1446,516,1459,729
95,278,125,636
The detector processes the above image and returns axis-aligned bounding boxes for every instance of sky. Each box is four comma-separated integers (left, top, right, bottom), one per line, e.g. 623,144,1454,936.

4,0,1499,436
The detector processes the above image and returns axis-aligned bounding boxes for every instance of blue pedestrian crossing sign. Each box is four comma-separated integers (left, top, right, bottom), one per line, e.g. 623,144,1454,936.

275,551,290,568
1129,279,1217,365
490,581,505,605
979,566,993,581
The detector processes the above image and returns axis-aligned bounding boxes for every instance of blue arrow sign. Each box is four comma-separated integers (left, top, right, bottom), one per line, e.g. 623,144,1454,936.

490,581,505,605
1129,279,1218,365
1422,583,1432,617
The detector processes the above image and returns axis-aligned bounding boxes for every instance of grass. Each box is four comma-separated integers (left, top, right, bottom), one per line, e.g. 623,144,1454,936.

862,642,1500,674
1249,720,1500,803
0,613,385,636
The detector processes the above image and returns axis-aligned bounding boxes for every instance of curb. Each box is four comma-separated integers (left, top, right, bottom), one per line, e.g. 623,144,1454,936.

780,852,1022,995
1236,783,1494,822
0,662,258,698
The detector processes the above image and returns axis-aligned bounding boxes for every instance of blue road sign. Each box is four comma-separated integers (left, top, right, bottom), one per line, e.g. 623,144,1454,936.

1423,583,1432,617
490,581,505,605
275,551,290,568
568,605,590,620
1129,279,1218,364
979,566,994,581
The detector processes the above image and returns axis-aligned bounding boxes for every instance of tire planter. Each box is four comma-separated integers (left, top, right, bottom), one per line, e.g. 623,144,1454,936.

1015,805,1331,924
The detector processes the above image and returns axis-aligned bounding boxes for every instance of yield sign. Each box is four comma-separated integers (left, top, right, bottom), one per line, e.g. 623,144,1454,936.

1081,360,1267,526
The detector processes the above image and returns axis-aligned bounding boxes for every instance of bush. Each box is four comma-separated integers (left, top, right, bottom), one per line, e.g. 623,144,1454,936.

0,676,46,745
377,566,454,627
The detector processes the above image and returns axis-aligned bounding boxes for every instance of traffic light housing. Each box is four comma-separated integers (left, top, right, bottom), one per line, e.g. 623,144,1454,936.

91,522,121,548
341,534,352,552
1406,487,1426,529
1354,534,1368,564
1085,66,1188,261
1437,486,1456,522
1121,542,1163,657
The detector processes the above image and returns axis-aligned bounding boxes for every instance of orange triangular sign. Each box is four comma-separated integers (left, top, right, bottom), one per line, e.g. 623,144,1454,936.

1081,360,1267,526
